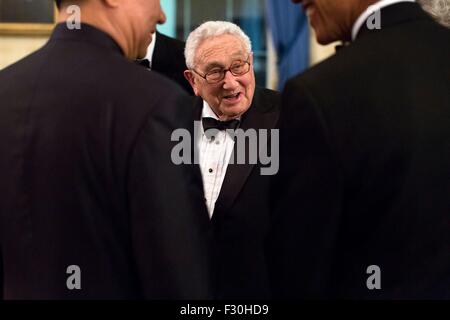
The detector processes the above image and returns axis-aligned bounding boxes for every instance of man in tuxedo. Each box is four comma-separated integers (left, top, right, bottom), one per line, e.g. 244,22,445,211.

269,0,450,299
0,0,211,299
183,21,280,299
138,31,194,95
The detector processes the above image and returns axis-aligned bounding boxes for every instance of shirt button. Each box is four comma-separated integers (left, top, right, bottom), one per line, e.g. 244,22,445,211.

209,168,213,173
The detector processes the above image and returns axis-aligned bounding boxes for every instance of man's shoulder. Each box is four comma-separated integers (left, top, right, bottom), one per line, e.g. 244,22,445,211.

0,41,187,119
253,87,281,113
255,87,280,99
153,32,187,72
93,50,186,102
0,42,50,82
156,32,186,51
291,42,367,89
290,17,450,94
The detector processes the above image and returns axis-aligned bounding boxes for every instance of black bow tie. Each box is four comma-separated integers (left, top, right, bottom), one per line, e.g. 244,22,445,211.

136,59,151,69
202,117,240,132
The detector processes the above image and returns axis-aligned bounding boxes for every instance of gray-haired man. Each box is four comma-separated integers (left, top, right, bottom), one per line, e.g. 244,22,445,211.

183,21,280,299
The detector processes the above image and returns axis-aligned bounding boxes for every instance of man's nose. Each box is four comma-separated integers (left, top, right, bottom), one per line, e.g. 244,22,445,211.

159,9,167,25
222,70,239,89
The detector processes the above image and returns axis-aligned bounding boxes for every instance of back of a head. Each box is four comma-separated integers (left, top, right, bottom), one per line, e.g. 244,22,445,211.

55,0,81,9
418,0,450,27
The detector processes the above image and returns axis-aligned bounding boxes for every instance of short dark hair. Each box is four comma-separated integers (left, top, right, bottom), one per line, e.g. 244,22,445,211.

55,0,78,9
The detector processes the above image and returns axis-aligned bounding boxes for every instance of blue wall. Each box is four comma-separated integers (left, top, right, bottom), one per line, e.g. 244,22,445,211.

157,0,176,37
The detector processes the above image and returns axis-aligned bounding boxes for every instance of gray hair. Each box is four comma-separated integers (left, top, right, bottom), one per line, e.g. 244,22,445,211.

418,0,450,28
184,21,252,69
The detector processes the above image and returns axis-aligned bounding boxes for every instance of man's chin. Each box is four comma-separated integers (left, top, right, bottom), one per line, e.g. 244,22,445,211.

136,37,152,59
136,46,148,60
315,31,335,45
220,107,246,121
315,29,348,45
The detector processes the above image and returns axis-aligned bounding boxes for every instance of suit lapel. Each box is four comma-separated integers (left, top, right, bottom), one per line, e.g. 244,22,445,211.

152,32,168,73
212,88,279,220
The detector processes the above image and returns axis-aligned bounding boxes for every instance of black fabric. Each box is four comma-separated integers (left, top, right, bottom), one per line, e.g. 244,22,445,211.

136,58,151,69
269,2,450,299
202,117,240,132
193,87,281,299
152,32,194,95
0,23,212,299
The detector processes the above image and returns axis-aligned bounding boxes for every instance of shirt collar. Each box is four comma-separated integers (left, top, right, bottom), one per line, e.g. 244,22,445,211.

143,31,157,68
352,0,416,41
202,100,220,120
201,100,242,121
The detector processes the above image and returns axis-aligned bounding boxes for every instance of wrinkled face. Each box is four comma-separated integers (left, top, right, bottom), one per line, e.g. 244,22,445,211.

292,0,371,44
185,34,255,121
122,0,166,58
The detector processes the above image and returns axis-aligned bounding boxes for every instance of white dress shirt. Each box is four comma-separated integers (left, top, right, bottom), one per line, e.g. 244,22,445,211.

352,0,416,41
198,101,238,218
142,32,157,69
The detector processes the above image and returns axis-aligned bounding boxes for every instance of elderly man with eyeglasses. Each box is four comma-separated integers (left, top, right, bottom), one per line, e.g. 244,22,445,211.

183,21,280,299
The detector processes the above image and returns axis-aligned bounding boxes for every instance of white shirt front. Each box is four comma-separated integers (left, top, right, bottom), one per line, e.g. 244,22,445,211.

352,0,416,41
142,32,157,69
197,101,237,218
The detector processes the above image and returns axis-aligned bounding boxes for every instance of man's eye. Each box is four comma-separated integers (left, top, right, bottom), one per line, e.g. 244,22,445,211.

231,63,245,72
208,69,222,75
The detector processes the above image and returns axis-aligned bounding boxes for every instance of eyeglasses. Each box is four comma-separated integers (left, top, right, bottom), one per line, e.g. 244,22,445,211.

192,57,251,84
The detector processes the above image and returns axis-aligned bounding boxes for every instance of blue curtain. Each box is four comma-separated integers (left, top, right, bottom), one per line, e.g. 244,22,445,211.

158,0,176,37
265,0,309,90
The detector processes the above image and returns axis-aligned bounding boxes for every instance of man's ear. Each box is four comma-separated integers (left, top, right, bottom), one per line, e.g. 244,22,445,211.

184,70,200,96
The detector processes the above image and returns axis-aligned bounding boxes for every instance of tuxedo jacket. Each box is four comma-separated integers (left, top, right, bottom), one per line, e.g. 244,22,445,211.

152,31,194,95
0,23,211,299
193,87,280,299
269,2,450,299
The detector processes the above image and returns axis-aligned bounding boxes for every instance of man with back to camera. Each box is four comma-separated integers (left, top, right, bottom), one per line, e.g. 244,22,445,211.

0,0,211,299
183,21,281,299
269,0,450,299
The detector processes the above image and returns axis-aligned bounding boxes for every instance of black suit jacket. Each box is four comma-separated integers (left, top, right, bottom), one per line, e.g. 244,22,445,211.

0,23,211,299
152,32,194,95
193,87,280,299
269,2,450,299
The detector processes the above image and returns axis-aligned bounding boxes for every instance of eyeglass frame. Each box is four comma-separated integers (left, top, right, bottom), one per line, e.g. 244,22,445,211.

190,55,252,84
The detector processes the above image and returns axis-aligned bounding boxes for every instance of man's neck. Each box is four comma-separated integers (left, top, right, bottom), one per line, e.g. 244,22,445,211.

57,5,133,59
